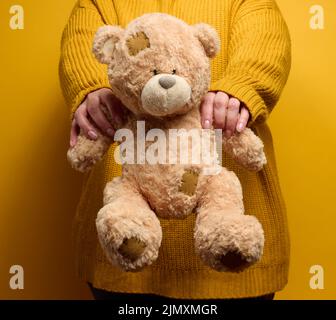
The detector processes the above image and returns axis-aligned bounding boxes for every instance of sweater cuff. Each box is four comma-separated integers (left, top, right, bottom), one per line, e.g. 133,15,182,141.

209,76,269,124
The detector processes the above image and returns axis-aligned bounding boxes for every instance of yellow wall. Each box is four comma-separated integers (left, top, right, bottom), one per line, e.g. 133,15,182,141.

0,0,335,300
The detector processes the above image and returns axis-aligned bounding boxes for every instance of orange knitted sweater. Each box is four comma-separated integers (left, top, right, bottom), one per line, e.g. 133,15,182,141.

59,0,291,299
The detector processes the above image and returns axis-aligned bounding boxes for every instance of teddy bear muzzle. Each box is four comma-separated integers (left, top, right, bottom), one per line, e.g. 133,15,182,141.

141,73,192,116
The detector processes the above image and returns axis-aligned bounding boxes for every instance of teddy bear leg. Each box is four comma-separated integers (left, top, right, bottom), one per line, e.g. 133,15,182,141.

96,177,162,272
67,130,112,172
194,168,264,272
222,127,267,171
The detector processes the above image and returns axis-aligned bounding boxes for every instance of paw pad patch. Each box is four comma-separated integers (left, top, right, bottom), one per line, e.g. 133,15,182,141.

118,237,146,261
179,169,199,196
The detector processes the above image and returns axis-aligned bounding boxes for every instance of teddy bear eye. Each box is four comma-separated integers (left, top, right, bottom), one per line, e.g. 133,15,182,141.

153,69,158,75
172,69,176,74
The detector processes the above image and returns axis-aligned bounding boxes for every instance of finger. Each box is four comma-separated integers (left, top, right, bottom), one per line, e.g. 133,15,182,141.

236,107,250,132
75,103,98,140
200,92,216,129
213,91,229,129
70,119,79,147
225,97,240,137
102,93,125,125
87,100,114,137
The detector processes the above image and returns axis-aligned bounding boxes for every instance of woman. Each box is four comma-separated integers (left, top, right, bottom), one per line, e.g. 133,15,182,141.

59,0,291,300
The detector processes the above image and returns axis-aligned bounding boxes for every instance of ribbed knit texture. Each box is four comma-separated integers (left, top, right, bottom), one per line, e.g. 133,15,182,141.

59,0,291,299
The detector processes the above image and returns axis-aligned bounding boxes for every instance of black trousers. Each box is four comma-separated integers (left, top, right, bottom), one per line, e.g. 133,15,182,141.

88,283,275,301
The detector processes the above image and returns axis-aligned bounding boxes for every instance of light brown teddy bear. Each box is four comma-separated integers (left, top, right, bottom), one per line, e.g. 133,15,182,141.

67,13,267,272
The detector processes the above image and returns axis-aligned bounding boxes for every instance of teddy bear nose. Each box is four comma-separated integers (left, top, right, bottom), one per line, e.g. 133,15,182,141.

159,76,176,89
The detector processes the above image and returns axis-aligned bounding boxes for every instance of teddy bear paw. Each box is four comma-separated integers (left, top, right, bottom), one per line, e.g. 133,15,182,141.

67,148,98,172
67,134,111,172
96,205,162,272
117,237,147,262
194,214,264,272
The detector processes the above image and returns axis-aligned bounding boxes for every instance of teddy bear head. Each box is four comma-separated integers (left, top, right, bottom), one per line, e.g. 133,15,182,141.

93,13,220,117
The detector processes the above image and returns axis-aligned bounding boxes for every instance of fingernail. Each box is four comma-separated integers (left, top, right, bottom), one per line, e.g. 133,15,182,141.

203,119,211,129
88,130,98,140
225,130,232,138
107,128,114,137
237,122,244,132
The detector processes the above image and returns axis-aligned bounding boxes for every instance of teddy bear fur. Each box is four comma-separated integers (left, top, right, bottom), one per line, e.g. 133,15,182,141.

67,13,266,272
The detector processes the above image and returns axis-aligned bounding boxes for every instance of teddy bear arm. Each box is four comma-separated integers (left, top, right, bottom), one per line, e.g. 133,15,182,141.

67,130,112,173
222,128,267,172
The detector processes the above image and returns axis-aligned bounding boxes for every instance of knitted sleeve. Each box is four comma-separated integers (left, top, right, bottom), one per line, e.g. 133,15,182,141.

58,0,118,118
210,0,292,124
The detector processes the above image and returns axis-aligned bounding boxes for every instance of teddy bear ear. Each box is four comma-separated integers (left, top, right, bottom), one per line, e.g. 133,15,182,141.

193,23,220,58
92,25,124,64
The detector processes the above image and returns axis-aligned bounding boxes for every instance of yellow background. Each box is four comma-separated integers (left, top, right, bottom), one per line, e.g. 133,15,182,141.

0,0,335,300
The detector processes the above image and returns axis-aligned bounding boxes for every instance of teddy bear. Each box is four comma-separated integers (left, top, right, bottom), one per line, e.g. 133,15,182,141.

67,13,267,272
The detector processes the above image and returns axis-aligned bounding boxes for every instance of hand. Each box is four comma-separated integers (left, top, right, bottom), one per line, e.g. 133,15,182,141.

200,91,250,138
70,88,125,147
